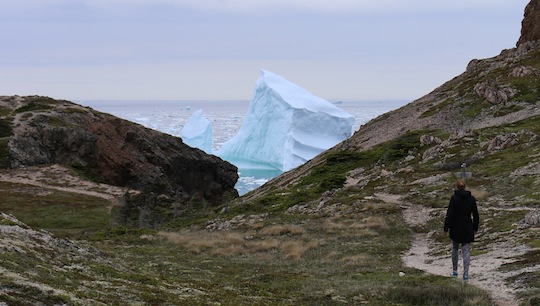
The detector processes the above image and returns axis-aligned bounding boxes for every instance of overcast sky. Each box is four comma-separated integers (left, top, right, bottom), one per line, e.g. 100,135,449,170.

0,0,530,101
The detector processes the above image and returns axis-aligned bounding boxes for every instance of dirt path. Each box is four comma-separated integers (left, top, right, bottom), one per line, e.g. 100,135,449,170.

0,164,129,212
375,193,529,306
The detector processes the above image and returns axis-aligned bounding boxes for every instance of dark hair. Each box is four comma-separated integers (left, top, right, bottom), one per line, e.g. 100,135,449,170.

456,179,466,190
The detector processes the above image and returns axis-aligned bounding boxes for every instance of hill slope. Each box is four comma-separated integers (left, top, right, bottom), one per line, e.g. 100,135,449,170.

245,39,540,198
228,4,540,304
0,96,238,205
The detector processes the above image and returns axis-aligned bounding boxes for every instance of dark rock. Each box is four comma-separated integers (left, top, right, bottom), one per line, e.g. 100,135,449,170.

517,0,540,46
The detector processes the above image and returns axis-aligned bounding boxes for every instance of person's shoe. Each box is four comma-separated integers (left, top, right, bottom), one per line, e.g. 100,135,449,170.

451,271,458,277
463,275,469,281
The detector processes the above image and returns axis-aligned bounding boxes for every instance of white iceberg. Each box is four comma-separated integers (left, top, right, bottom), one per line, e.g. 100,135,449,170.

180,109,213,153
217,70,355,172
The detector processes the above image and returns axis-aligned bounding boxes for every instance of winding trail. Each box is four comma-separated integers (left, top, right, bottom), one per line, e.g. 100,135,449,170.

375,193,534,306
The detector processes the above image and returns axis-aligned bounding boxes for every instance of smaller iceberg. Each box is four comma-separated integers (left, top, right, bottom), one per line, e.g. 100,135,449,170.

218,70,355,172
180,109,212,153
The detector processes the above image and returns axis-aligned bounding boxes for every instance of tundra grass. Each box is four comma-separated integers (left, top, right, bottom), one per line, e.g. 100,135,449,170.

88,194,492,305
0,181,110,237
0,181,493,305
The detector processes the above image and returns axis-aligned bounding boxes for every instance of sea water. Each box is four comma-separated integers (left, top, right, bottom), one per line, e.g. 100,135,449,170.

78,100,408,194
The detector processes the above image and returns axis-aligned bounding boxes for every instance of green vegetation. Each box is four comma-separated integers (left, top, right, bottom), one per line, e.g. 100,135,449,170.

493,104,525,117
69,163,103,184
223,130,429,219
0,181,110,237
503,250,540,304
47,115,66,127
0,160,495,305
385,274,491,305
510,77,540,103
116,190,175,229
0,282,71,306
0,106,11,117
485,114,540,135
0,139,9,168
0,118,12,170
510,49,540,103
0,119,12,138
461,99,492,118
420,98,453,118
15,101,53,113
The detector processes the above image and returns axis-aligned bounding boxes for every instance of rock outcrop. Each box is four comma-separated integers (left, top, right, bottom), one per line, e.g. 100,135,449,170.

0,96,238,205
517,0,540,46
473,80,516,104
524,209,540,226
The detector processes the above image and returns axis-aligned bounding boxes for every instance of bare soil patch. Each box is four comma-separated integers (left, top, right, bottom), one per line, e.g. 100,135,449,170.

0,164,129,211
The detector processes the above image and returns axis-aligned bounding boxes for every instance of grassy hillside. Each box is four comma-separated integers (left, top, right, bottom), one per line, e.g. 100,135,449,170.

0,185,493,305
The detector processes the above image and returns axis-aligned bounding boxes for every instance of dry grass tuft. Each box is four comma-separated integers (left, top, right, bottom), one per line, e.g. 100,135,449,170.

158,231,246,254
280,240,321,260
159,230,320,259
260,224,305,236
319,209,382,238
324,219,366,230
470,188,488,200
212,245,248,256
465,296,491,305
325,250,340,259
250,222,265,230
340,254,368,265
248,239,280,252
362,216,388,229
355,229,379,237
323,220,346,230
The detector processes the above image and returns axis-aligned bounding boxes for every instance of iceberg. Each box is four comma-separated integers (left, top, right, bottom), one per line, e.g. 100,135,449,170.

180,109,213,153
217,70,355,172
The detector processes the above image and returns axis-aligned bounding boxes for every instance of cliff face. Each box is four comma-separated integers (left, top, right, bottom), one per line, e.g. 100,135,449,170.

0,96,238,205
517,0,540,46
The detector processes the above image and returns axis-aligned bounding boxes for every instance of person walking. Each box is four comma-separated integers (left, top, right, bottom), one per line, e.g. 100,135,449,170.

444,179,479,281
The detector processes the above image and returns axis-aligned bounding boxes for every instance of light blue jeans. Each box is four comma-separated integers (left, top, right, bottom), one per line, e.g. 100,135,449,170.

452,241,471,277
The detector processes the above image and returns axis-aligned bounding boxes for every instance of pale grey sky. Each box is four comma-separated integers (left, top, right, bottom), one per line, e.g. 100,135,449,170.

0,0,530,101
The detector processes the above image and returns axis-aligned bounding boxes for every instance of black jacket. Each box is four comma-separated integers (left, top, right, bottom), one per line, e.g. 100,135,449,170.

444,189,479,243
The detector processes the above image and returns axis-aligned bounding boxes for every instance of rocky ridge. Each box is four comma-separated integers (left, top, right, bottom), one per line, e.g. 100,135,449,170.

0,96,238,205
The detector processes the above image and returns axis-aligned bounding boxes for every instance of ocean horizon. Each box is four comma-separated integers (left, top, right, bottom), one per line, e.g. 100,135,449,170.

78,99,409,194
